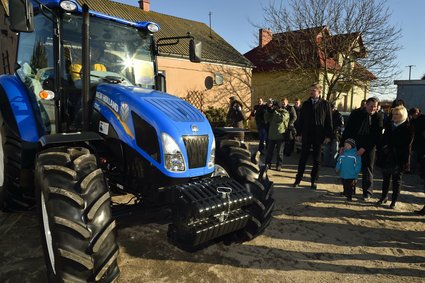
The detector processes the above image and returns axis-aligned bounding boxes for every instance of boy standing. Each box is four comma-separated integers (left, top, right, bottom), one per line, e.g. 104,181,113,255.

336,139,362,201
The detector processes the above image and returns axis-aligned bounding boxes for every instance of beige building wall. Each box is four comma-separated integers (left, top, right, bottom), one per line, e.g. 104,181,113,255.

331,83,369,112
252,69,371,112
251,70,317,104
320,71,370,112
157,56,252,113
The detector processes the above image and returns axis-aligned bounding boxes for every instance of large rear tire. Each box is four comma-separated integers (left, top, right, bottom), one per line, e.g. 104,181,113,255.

0,112,33,211
35,146,120,282
215,139,274,241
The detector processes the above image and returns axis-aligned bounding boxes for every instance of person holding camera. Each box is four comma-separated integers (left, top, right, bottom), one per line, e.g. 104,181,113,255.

226,96,245,141
264,100,290,171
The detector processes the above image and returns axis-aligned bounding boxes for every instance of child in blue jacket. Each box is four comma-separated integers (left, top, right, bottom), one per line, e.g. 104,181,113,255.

336,138,362,201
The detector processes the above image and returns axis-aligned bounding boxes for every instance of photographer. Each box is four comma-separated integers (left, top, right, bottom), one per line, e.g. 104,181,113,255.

264,100,290,171
226,96,245,141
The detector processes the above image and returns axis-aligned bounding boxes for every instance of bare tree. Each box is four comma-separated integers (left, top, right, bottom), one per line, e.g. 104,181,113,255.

259,0,402,101
203,64,253,112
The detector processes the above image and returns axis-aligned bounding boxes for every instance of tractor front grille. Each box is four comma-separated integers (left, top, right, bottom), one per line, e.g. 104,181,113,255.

183,135,209,169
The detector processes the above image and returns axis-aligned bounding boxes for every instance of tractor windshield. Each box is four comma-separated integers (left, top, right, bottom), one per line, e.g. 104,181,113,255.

62,14,156,89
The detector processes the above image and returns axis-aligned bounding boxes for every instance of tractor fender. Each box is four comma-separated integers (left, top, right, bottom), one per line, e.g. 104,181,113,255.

0,75,42,142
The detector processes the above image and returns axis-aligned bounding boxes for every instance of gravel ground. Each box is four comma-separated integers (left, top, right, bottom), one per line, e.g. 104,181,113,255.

1,149,424,283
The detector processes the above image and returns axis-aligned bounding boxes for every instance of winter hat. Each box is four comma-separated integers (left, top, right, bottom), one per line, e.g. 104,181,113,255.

344,138,356,148
273,100,282,108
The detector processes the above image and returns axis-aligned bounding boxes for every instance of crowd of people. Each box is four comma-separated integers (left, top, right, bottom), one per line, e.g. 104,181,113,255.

227,83,425,214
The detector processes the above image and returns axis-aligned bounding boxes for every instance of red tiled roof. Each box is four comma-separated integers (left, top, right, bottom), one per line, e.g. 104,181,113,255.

244,26,373,80
245,26,327,71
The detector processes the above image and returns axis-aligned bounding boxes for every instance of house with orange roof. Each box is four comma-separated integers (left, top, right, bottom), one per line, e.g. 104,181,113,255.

245,26,375,111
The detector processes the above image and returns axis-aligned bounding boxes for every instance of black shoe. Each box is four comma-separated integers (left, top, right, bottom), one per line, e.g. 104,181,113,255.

276,165,282,171
376,198,387,205
310,183,317,190
389,202,396,209
346,197,352,201
361,195,371,201
293,182,300,188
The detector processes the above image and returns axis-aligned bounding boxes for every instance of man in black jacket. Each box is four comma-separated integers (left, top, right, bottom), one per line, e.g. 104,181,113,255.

323,102,344,167
293,83,333,189
341,97,383,200
282,97,297,157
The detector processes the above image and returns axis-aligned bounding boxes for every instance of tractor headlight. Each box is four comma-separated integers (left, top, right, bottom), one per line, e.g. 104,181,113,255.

161,133,186,172
208,137,215,168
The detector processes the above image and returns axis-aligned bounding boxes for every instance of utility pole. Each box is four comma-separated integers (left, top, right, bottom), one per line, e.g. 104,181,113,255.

406,65,415,80
208,11,212,38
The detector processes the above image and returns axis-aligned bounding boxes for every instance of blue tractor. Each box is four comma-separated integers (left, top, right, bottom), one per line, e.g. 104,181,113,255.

1,0,274,282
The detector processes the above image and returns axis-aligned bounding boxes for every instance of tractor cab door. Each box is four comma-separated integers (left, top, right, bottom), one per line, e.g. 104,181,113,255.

15,13,56,134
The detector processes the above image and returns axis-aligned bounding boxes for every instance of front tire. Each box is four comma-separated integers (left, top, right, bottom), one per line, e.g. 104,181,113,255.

35,146,120,282
215,139,274,241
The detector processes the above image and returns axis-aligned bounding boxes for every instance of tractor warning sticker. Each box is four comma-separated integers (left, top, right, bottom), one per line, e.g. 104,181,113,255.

99,121,109,135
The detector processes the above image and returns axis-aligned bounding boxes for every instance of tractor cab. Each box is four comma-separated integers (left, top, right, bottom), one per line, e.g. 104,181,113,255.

13,1,163,135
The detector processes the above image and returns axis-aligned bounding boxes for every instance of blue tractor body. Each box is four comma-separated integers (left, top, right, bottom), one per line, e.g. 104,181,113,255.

93,84,215,179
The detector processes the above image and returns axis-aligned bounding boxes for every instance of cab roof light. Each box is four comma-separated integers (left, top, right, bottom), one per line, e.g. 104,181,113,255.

147,23,159,33
60,1,77,12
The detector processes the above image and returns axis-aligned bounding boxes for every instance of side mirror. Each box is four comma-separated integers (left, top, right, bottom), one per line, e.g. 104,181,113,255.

189,39,202,63
9,0,34,32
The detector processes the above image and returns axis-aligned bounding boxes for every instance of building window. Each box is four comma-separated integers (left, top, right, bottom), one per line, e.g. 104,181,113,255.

214,72,223,85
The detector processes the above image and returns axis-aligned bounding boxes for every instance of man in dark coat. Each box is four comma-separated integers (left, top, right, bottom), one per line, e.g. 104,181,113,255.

341,97,383,200
293,83,333,189
411,107,425,215
250,98,267,154
409,107,424,173
282,97,297,157
323,102,344,167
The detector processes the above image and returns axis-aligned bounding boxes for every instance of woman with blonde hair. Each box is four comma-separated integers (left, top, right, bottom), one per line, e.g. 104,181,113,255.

376,105,414,209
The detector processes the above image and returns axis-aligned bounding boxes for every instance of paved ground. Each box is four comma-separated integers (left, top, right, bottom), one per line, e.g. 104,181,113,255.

1,149,425,282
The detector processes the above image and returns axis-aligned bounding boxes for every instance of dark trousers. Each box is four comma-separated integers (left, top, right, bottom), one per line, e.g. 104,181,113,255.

342,179,357,199
380,168,403,203
265,139,283,167
361,148,376,197
257,124,267,153
295,136,323,184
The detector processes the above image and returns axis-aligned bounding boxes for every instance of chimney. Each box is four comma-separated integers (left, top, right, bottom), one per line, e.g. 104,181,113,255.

138,0,150,11
259,28,272,48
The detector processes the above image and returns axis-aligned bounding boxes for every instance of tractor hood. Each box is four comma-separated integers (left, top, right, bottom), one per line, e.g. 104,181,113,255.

93,84,215,178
